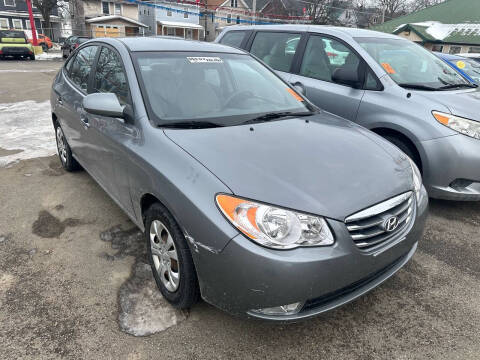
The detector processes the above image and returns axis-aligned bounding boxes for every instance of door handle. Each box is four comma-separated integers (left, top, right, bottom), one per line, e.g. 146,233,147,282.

80,114,90,128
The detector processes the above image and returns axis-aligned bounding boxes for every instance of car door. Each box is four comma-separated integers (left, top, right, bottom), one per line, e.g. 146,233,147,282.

247,31,305,82
289,34,366,121
58,45,99,166
87,45,136,216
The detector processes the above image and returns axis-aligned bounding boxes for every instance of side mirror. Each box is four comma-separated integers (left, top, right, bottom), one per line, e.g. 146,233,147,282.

83,93,125,118
332,67,361,88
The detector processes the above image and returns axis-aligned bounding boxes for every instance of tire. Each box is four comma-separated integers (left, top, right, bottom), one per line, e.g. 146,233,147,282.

29,54,35,60
145,203,200,309
54,122,80,171
384,135,421,170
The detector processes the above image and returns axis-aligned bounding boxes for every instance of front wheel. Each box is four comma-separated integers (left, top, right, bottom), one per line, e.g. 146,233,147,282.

55,122,80,171
145,203,200,309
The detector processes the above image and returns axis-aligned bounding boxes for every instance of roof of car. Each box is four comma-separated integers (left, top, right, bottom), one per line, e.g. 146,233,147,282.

117,36,245,53
220,25,400,40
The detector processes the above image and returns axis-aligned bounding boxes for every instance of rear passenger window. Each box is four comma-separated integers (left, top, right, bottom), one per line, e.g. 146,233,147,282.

219,31,246,48
69,46,98,92
93,46,130,105
300,35,360,85
250,32,301,73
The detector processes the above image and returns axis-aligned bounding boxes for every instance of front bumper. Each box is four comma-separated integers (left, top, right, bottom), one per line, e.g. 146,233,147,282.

421,134,480,200
195,188,428,321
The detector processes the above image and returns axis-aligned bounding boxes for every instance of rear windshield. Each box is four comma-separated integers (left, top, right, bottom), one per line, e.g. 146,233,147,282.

133,51,312,126
78,38,89,44
0,30,26,43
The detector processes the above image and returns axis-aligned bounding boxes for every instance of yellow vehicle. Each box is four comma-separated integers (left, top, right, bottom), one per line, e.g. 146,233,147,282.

0,30,35,60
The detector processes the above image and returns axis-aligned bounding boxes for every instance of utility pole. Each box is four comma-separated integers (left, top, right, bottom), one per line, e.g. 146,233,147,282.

26,0,38,47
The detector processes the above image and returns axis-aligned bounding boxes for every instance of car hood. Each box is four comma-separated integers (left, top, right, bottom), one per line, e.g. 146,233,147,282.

416,87,480,121
165,114,413,221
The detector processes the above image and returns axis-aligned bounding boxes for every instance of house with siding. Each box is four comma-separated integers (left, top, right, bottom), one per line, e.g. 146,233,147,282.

138,0,204,40
71,0,147,38
373,0,480,54
0,0,61,40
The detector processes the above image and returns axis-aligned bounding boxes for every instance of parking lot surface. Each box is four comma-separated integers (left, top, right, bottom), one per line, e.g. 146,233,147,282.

1,58,480,359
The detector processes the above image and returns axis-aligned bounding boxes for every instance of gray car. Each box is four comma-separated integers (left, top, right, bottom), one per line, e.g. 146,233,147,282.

50,37,428,321
216,25,480,200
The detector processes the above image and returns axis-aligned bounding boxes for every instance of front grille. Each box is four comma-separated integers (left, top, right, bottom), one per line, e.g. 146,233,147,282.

345,192,414,251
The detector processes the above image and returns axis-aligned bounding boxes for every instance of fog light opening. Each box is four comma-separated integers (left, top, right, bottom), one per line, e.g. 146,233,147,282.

250,302,304,316
450,179,474,191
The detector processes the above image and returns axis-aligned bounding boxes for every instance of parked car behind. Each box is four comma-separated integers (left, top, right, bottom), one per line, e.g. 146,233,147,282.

217,25,480,200
27,33,53,52
61,36,90,58
50,37,427,320
0,30,35,60
435,52,480,84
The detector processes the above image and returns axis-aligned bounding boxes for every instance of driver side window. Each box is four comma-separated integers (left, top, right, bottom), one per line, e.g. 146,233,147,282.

300,35,360,86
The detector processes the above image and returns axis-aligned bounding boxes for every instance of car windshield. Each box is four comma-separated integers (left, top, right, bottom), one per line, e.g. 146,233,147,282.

0,30,26,43
133,52,313,127
356,37,470,90
453,58,480,83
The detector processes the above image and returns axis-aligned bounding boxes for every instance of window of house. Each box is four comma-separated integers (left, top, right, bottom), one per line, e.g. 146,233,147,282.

186,28,193,39
0,18,9,29
469,46,480,53
147,9,149,15
94,46,130,105
449,45,462,54
143,9,146,14
300,35,360,86
227,14,231,23
167,27,174,36
25,21,32,30
4,0,15,6
230,0,237,7
167,10,172,16
236,16,240,24
219,30,246,48
69,46,99,92
12,19,23,30
250,32,301,72
431,44,443,52
184,11,188,18
114,3,121,15
102,2,110,15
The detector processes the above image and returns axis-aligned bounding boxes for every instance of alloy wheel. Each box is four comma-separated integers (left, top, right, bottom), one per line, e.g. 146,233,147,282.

150,220,180,292
56,126,67,165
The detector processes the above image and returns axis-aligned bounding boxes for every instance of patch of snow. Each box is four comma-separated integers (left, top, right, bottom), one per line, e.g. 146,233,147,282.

395,21,480,41
0,100,56,167
36,52,63,61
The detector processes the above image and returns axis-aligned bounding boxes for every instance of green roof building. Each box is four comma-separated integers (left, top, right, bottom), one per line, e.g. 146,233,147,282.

372,0,480,54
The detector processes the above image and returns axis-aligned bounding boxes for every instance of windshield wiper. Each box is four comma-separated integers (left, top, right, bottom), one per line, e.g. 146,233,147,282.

437,83,478,90
241,111,314,125
160,121,224,129
397,83,439,91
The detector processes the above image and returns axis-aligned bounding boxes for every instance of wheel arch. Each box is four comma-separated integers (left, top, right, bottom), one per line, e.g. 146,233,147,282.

370,127,424,173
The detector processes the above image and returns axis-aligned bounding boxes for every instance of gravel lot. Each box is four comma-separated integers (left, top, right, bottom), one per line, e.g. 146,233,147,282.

0,58,479,360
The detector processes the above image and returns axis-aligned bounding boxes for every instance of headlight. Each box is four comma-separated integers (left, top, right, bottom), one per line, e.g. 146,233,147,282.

433,111,480,140
408,158,422,202
216,194,334,249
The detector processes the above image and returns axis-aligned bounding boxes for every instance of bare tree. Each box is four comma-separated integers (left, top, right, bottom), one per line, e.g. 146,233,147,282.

409,0,445,12
302,0,337,25
31,0,59,38
375,0,408,19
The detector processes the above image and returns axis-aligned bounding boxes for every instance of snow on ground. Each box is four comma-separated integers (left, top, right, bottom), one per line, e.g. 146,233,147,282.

36,52,63,61
0,69,57,73
0,100,56,167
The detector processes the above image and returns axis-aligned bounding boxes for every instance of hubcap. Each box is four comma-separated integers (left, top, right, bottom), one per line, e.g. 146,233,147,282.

150,220,180,292
56,126,67,164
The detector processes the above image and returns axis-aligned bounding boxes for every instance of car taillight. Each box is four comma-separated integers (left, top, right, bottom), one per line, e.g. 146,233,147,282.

74,43,79,48
0,50,2,55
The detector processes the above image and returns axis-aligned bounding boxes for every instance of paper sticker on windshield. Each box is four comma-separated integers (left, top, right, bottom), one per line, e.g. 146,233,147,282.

187,57,223,63
287,88,304,102
456,60,466,69
381,62,396,74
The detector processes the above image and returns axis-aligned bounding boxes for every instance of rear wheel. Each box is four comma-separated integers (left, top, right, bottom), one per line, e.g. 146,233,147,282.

29,54,35,60
55,122,80,171
145,203,200,309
